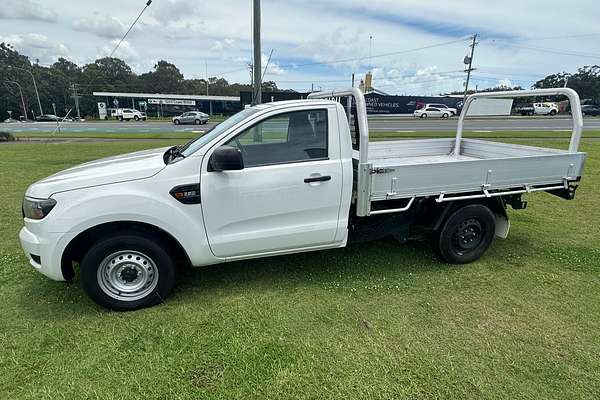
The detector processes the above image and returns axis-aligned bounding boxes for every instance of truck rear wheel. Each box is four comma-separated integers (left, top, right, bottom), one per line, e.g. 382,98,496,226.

434,204,495,264
80,233,176,311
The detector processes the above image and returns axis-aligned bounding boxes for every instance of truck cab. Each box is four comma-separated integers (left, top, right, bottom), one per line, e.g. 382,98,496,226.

19,88,586,310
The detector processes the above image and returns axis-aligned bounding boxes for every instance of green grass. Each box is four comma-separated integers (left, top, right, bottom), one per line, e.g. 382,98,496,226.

0,139,599,399
11,130,199,140
8,129,600,141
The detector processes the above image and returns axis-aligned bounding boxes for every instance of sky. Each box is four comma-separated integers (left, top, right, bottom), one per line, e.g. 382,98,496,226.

1,0,599,95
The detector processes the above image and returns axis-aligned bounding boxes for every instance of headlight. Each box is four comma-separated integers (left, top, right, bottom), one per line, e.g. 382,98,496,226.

22,197,57,220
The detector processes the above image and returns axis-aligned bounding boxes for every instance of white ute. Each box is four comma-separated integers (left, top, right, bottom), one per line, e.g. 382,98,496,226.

20,88,586,310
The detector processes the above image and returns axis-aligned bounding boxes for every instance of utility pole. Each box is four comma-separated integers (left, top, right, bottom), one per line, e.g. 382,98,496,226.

252,0,262,105
352,73,355,88
205,60,209,96
462,34,478,105
70,83,81,120
8,65,43,116
4,80,28,120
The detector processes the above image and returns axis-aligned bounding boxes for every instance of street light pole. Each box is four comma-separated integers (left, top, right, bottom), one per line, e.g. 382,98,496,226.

252,0,262,105
8,65,43,116
4,80,28,120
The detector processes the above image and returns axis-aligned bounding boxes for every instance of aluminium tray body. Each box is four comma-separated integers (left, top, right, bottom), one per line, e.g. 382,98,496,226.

364,138,586,201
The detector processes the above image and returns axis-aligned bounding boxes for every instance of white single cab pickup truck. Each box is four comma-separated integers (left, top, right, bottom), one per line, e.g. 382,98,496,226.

20,88,587,310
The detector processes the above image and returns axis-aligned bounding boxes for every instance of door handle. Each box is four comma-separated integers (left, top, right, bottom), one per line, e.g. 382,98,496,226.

304,175,331,183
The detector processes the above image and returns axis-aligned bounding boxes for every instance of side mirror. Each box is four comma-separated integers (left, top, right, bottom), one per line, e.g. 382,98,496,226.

209,146,244,172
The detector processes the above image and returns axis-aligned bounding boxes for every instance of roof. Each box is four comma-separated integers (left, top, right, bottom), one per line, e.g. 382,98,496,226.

92,91,240,102
249,99,337,110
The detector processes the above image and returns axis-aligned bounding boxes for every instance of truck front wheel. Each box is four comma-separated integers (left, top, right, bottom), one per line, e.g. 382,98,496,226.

81,233,176,311
434,204,495,264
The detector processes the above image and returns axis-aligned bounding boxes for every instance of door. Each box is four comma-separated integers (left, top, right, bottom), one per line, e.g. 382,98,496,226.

426,107,442,117
181,112,192,123
201,107,344,258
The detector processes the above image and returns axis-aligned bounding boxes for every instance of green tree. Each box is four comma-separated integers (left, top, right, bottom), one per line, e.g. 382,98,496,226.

139,60,184,93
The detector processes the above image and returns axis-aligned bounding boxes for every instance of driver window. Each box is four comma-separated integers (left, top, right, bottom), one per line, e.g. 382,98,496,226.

224,109,328,167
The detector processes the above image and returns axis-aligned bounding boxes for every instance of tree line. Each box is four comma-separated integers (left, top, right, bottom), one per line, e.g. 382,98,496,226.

2,41,600,120
0,42,279,119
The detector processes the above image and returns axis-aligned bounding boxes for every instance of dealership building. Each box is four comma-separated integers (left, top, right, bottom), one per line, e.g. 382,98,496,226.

92,91,240,119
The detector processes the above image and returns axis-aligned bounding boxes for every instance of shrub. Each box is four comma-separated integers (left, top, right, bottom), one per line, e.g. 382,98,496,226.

0,131,15,141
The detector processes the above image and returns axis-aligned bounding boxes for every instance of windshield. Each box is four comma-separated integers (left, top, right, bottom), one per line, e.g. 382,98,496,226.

179,107,260,156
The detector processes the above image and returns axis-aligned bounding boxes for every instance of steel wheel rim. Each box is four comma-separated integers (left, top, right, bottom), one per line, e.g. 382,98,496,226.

97,250,159,301
451,218,484,255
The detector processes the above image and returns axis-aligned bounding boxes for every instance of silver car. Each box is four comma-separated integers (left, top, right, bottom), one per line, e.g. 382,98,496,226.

172,111,209,125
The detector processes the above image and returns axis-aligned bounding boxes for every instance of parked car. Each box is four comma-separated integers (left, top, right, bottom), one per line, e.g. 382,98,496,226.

581,104,600,116
172,111,209,125
35,114,60,122
423,103,458,116
19,88,586,310
414,107,450,118
515,102,559,116
112,108,146,121
534,102,559,116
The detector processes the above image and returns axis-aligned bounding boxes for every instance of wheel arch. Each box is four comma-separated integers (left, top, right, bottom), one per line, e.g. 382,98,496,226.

433,197,507,232
61,220,192,280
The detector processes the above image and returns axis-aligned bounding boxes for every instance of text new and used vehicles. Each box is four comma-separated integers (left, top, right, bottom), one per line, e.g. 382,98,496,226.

424,103,458,116
19,88,586,310
414,107,450,118
581,104,600,116
112,108,146,121
172,111,209,125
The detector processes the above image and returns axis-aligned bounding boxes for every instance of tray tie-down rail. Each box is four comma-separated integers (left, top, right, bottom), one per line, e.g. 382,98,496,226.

435,179,574,203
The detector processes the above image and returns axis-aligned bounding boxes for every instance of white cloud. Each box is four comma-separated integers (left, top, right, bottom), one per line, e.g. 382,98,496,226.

73,14,130,39
211,38,236,52
100,40,140,62
2,0,600,93
0,0,57,22
263,52,286,76
0,33,69,64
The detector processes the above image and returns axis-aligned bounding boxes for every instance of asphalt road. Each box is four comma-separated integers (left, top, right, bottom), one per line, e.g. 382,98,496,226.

2,116,600,134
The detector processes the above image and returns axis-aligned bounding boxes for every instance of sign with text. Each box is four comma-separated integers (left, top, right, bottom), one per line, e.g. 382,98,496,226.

148,98,196,106
97,102,107,120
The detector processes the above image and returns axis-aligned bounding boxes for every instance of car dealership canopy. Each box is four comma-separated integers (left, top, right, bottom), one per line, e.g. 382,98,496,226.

93,91,240,117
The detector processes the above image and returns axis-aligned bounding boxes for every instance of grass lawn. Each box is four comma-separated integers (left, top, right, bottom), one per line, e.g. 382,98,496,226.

0,138,599,399
8,129,600,141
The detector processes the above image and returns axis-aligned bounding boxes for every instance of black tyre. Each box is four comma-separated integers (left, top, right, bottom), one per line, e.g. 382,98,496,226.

81,233,176,311
134,115,140,121
442,113,449,118
118,116,123,121
549,109,557,116
434,204,495,264
174,119,180,125
421,113,428,118
195,119,201,125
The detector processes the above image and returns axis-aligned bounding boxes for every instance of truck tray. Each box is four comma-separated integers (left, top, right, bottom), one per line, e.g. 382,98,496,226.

365,138,586,201
309,87,585,216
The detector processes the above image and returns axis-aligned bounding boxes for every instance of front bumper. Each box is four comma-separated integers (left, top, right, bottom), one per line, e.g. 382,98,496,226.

19,225,67,281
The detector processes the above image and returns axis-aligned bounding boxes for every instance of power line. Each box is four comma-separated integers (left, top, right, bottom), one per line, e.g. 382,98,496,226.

272,37,471,69
109,0,153,58
273,69,465,85
198,37,470,80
